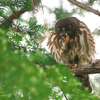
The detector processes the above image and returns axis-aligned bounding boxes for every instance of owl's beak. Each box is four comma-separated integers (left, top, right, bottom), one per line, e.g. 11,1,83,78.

62,28,66,34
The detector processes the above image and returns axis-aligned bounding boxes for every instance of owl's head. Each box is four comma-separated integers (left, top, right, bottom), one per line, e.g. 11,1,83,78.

55,17,79,39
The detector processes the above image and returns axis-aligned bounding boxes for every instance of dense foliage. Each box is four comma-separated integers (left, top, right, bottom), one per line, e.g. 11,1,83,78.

0,0,100,100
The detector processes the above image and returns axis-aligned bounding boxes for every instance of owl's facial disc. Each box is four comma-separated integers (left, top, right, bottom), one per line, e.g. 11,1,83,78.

56,25,72,38
55,17,79,39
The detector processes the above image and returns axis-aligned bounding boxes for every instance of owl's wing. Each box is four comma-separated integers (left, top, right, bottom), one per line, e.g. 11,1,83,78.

47,31,66,64
78,22,96,63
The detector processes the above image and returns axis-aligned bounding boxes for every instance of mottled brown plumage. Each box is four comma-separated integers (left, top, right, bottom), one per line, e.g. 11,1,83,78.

47,17,96,92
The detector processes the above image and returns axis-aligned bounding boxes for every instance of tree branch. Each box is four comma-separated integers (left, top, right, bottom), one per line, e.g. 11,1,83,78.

68,59,100,75
68,0,100,16
1,8,28,28
9,8,27,20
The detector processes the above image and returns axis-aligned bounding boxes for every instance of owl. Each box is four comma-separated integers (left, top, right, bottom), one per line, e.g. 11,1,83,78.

47,17,96,92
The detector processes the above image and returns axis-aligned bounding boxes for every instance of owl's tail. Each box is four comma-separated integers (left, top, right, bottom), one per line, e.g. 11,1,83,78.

75,74,92,93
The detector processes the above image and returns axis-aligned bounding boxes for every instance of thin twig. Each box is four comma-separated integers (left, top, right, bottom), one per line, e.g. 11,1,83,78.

62,91,68,100
60,88,68,100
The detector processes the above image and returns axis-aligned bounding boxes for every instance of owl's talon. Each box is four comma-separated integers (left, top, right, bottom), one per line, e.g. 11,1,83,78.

69,64,77,68
62,34,69,44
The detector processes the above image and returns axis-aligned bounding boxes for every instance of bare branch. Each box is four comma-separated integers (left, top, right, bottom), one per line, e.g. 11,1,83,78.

68,59,100,75
68,0,100,16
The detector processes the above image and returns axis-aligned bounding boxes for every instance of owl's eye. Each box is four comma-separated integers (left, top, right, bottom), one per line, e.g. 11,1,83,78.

57,28,62,32
66,24,72,29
